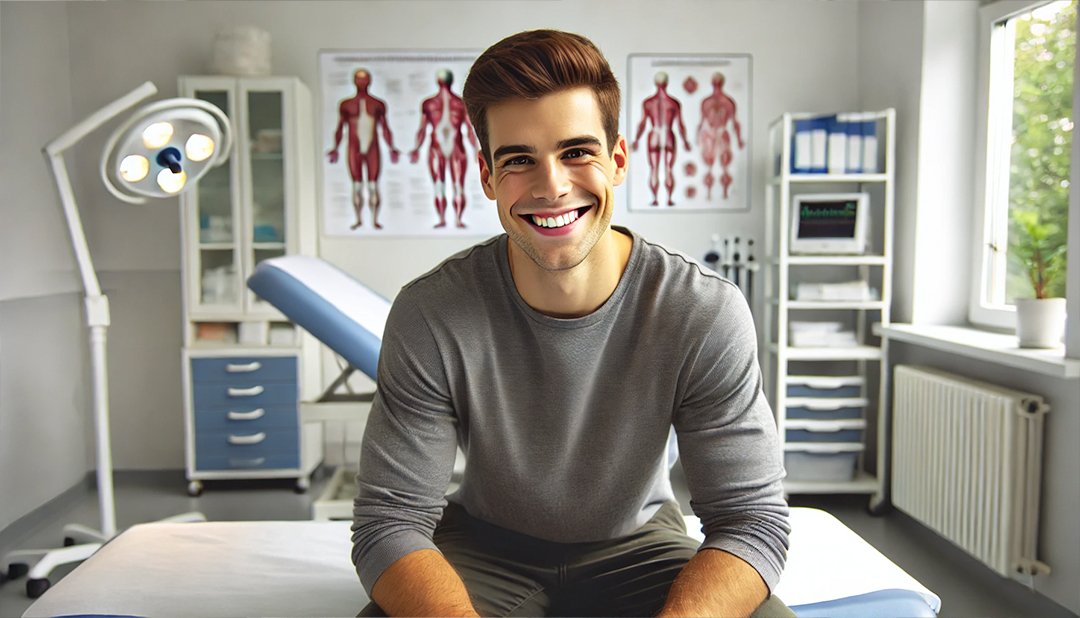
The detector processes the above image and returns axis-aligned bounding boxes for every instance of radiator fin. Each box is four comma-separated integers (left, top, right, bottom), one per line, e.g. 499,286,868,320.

892,365,1050,580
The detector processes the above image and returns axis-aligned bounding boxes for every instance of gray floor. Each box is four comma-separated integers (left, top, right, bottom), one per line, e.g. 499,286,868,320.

1,466,1076,618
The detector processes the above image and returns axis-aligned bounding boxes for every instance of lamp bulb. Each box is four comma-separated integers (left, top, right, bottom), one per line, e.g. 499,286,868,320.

142,122,175,149
119,155,150,183
185,134,215,162
156,168,187,194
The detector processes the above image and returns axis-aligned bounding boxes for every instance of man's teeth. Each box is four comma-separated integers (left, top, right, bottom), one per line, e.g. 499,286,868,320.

532,209,580,229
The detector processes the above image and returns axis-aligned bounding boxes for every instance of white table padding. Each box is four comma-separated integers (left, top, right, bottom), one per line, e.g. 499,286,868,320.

687,508,940,611
24,508,939,617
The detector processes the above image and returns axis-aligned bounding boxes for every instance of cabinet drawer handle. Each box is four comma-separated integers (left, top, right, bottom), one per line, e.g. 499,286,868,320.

228,457,266,468
228,432,267,445
227,408,265,421
226,361,262,373
227,385,265,397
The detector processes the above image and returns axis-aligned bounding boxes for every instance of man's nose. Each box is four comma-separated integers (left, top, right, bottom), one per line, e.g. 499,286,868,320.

531,159,572,202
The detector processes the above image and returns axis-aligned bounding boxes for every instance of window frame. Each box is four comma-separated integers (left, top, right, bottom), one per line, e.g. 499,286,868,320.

970,0,1073,329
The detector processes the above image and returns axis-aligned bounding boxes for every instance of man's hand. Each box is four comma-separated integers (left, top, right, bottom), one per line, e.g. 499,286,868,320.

656,548,767,618
371,549,479,617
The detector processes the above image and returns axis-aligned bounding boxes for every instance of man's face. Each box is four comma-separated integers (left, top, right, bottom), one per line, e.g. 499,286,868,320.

478,87,628,273
354,70,371,90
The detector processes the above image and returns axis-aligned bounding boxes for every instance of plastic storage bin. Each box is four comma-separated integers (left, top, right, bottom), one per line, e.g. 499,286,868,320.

786,375,864,398
786,397,866,420
785,419,865,443
784,443,863,482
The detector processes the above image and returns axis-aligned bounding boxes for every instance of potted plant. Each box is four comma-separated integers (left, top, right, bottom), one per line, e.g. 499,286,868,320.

1009,211,1067,348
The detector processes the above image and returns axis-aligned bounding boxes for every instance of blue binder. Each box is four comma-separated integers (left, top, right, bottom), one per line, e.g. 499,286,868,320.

792,118,814,173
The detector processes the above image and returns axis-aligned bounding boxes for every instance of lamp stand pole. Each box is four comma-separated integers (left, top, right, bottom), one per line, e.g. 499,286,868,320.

1,81,209,599
41,82,159,541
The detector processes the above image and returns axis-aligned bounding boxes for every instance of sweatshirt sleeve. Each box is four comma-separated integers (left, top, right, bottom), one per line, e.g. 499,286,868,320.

350,292,459,595
674,283,790,593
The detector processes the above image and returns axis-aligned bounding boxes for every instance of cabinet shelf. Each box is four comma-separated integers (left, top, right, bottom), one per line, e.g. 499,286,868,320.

769,344,883,361
199,242,236,250
768,255,887,266
253,242,287,250
763,109,896,508
779,300,886,310
769,173,889,186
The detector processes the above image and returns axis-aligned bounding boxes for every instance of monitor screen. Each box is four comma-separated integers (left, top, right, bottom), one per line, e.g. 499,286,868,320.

790,193,868,254
797,199,859,239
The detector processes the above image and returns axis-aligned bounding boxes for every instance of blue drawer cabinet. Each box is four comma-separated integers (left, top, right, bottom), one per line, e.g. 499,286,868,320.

184,352,317,495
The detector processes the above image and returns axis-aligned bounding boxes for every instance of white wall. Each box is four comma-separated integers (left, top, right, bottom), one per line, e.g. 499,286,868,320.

858,1,1079,612
48,0,864,469
856,0,925,325
0,1,91,534
911,1,977,325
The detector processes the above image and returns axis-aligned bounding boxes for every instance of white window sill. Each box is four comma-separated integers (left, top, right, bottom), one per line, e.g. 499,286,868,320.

874,323,1080,379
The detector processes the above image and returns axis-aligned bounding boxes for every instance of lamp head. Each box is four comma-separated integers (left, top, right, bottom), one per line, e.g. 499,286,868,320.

101,98,232,203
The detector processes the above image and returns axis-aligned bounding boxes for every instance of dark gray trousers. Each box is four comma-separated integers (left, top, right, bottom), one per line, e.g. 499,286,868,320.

360,501,794,617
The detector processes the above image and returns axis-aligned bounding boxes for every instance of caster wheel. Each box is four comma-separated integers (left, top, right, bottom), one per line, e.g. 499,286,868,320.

63,536,75,547
26,577,50,598
866,498,892,517
7,563,28,579
187,481,203,497
294,484,309,495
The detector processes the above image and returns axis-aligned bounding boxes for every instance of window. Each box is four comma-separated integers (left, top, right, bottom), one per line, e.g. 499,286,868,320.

973,0,1074,329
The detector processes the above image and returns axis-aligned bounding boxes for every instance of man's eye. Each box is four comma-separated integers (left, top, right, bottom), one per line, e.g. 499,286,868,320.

502,156,531,167
562,148,592,160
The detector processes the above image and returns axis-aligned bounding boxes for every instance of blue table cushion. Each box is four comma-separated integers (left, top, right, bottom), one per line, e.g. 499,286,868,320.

248,256,389,381
790,588,938,617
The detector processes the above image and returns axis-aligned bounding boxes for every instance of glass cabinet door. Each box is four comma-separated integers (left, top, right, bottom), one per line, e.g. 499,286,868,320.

190,87,242,311
245,88,287,312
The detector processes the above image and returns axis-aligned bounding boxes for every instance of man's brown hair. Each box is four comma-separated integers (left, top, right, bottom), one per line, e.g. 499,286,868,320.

462,30,621,166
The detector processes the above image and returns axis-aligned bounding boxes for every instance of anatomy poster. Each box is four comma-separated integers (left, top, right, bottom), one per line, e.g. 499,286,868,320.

319,50,500,237
626,54,751,212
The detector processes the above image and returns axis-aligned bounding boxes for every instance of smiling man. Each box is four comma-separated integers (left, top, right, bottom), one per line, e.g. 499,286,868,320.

351,30,791,618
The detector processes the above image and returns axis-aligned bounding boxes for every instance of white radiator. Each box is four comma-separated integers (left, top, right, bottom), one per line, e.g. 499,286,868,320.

892,364,1050,580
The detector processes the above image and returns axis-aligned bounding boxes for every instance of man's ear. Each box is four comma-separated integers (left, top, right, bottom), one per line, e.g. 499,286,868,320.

478,153,496,200
611,134,629,187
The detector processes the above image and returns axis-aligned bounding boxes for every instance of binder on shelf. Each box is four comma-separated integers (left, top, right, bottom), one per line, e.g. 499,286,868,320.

826,115,847,175
792,118,814,173
810,116,828,173
841,112,863,174
861,116,879,173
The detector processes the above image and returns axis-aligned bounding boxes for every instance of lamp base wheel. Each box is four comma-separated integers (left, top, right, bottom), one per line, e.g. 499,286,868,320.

187,481,203,497
26,577,50,598
6,563,28,579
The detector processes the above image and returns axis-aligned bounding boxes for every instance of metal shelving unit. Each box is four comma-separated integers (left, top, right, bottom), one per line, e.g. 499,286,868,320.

762,109,895,511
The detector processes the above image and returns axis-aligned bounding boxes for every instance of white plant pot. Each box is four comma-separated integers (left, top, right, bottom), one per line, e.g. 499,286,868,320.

1015,297,1067,348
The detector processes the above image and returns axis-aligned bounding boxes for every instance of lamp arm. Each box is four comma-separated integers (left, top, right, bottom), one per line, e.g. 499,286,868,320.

42,81,160,298
45,150,107,301
44,81,158,157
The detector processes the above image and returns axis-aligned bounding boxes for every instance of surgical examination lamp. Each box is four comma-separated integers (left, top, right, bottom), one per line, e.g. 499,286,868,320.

0,81,232,598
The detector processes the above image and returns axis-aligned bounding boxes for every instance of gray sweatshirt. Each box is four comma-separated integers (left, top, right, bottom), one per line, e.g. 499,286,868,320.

351,227,789,595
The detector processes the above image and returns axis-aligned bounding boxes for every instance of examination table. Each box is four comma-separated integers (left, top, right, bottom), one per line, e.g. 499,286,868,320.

23,256,940,616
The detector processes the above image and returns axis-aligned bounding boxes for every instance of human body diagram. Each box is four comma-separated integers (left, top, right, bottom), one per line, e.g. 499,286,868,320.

409,70,479,229
697,72,744,200
631,72,691,207
627,57,750,211
327,69,401,230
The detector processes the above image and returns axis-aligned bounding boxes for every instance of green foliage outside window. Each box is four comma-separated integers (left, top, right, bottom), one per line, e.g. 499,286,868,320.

1006,0,1074,300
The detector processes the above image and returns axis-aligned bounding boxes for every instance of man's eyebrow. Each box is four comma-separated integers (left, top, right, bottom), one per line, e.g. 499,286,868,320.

557,136,603,150
492,144,536,161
